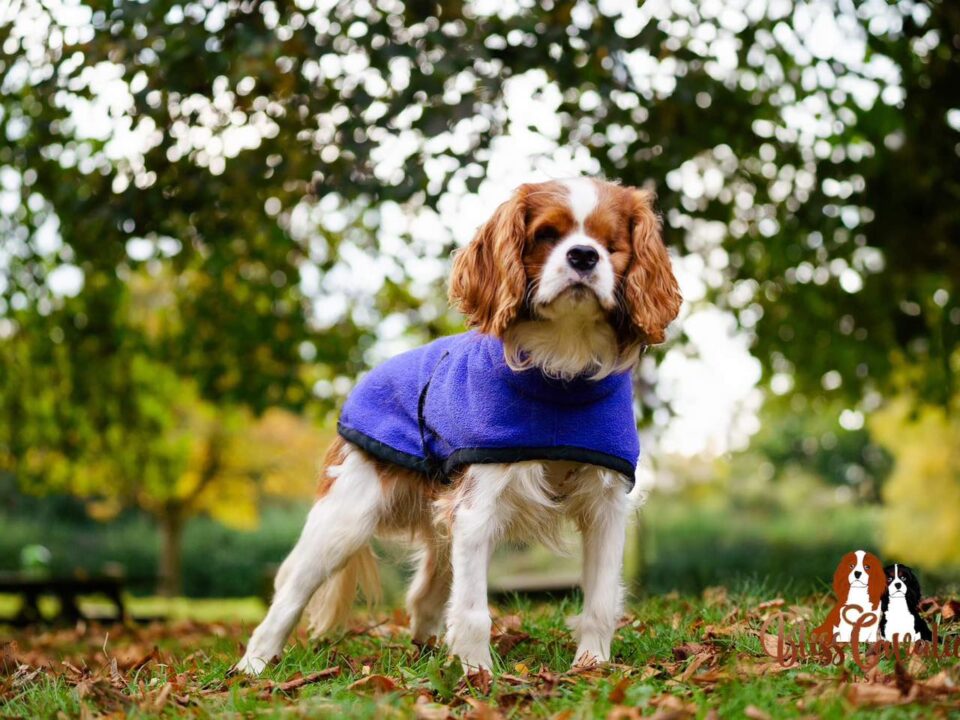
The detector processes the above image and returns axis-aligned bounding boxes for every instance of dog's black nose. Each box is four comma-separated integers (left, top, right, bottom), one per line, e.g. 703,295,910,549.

854,571,862,579
567,245,599,273
894,582,902,589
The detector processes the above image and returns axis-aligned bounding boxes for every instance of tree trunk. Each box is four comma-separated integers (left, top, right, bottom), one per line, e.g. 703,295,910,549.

158,510,184,597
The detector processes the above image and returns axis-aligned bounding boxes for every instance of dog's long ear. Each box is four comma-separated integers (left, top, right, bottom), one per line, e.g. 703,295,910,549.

449,187,528,336
621,188,682,346
902,566,923,608
866,552,886,607
832,555,852,599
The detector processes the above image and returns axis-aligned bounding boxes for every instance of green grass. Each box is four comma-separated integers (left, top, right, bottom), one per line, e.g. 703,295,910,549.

3,591,957,718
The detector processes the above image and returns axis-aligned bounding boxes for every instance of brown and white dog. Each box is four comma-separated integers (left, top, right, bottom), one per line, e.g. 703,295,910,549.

235,178,682,675
813,550,886,643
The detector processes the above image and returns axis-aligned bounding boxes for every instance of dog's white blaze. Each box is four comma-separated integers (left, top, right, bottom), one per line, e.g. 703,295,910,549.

888,563,906,598
562,177,599,227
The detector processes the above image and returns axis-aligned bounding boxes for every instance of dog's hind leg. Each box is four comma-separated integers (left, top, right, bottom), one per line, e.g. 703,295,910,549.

407,537,452,643
235,444,385,676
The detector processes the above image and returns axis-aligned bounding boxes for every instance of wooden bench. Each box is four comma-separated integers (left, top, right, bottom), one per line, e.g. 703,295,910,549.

0,572,128,626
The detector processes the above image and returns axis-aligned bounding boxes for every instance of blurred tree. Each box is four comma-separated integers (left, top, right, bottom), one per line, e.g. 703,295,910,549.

0,270,329,593
2,0,957,407
749,396,891,501
871,392,960,571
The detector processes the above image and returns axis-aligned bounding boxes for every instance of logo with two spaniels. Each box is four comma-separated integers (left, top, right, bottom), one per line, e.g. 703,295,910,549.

813,550,931,644
761,549,960,671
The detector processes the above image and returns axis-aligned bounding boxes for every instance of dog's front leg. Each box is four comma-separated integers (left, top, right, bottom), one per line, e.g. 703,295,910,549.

444,465,510,673
571,477,629,667
235,446,384,675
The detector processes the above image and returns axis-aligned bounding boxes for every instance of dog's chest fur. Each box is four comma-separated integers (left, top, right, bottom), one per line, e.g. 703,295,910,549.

834,586,879,642
883,597,917,640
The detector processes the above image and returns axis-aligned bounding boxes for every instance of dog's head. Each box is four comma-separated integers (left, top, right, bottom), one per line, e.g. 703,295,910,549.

833,549,885,606
884,563,923,609
449,178,681,374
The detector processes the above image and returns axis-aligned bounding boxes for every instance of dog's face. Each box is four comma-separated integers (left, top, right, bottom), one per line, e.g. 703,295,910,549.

833,550,885,605
885,564,922,606
449,178,682,354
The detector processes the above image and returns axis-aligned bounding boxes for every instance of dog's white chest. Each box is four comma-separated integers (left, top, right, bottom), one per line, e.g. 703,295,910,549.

883,599,916,641
834,587,879,642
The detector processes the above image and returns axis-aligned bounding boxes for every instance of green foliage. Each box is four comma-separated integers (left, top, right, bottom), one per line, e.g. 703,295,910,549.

8,481,946,599
872,393,960,571
638,495,885,595
748,397,893,499
2,1,958,409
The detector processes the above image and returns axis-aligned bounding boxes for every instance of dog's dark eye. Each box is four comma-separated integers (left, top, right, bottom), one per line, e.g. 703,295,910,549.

864,564,869,570
535,226,560,244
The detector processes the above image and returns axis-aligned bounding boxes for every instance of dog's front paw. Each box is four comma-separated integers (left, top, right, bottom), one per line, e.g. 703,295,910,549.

572,647,608,669
458,654,493,676
572,635,611,669
233,653,271,677
447,610,494,675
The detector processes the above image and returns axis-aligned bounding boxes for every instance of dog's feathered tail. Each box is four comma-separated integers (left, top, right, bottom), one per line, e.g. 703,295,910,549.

272,544,381,638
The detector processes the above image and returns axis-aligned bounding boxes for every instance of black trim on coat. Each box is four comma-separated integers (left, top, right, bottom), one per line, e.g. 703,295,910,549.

337,423,635,489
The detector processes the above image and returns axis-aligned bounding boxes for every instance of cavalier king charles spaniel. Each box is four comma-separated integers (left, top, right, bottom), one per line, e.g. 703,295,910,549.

236,178,682,676
813,549,886,643
880,563,931,643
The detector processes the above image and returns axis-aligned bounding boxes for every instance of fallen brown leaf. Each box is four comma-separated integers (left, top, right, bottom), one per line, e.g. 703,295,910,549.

793,672,820,686
756,599,785,611
151,682,173,711
492,630,530,655
735,659,793,676
276,667,341,692
893,661,914,696
677,653,712,683
845,682,904,707
919,670,957,694
607,707,643,720
743,705,770,720
608,676,632,704
702,586,728,605
638,665,662,681
649,693,697,717
254,667,341,700
941,599,960,622
702,621,750,639
11,665,43,689
460,668,492,695
462,696,506,719
672,643,712,661
347,673,399,694
414,696,453,720
688,670,730,686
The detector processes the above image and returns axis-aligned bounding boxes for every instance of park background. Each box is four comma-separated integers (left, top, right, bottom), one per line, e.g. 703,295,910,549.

1,0,959,614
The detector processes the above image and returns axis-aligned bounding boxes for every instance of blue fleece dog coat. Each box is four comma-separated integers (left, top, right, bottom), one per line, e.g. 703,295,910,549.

337,331,639,486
